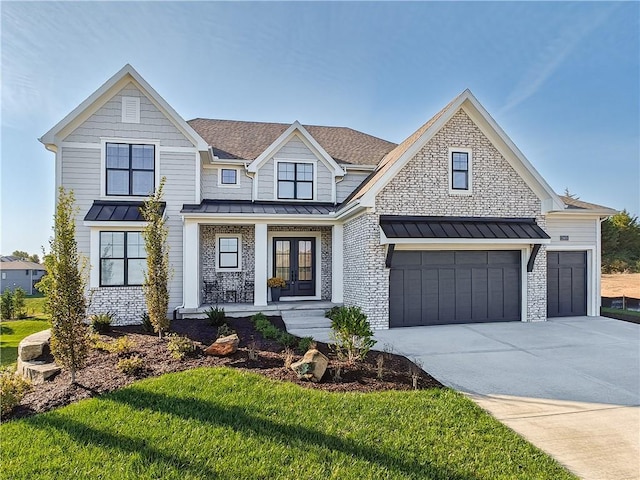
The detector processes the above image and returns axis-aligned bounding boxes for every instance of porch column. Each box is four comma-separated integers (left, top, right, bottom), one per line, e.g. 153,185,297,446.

183,219,200,309
331,224,344,303
254,222,268,306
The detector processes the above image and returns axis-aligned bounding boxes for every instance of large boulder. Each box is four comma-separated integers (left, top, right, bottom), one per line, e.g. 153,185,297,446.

290,348,328,382
205,334,239,356
18,329,51,361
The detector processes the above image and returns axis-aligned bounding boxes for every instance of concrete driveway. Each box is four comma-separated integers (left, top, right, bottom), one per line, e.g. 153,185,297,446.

373,316,640,480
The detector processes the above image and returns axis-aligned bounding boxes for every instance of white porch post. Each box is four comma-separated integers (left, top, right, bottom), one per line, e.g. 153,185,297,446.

254,223,268,306
183,220,200,309
331,224,344,303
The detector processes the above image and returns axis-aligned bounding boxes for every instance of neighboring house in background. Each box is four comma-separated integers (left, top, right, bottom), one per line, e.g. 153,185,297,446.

39,65,616,328
0,258,46,295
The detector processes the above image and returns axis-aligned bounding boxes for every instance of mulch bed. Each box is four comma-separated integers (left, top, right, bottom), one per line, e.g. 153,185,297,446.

7,317,442,421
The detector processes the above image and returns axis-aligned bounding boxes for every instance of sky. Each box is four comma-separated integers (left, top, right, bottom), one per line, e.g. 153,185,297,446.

1,1,638,256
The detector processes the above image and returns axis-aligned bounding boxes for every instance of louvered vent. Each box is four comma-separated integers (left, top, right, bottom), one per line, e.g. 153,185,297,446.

121,96,140,123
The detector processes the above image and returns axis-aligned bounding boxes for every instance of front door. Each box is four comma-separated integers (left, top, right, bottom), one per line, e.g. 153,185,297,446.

273,237,316,297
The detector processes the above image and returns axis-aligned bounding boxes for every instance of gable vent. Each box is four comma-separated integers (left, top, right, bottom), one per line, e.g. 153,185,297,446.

121,96,140,123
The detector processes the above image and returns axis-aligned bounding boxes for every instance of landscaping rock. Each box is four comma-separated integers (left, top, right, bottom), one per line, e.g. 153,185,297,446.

205,334,239,356
18,329,51,361
16,359,61,384
290,349,328,382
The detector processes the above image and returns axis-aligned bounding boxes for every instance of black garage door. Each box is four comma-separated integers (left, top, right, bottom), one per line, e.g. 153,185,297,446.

389,250,521,327
547,251,587,317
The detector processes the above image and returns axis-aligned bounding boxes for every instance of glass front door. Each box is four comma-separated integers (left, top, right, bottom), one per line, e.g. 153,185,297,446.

273,237,316,297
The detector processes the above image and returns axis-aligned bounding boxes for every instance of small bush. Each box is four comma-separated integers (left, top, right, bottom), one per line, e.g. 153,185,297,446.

260,324,281,340
1,289,14,320
251,312,267,324
167,334,197,360
0,369,32,416
93,335,135,355
12,288,27,319
117,355,145,376
297,336,315,353
141,312,154,333
205,306,225,327
254,318,272,332
329,306,376,363
217,323,235,338
278,331,297,348
324,306,342,321
90,312,114,333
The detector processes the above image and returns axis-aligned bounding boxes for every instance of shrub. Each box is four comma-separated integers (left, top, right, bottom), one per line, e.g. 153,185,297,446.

110,336,135,355
0,369,32,416
90,312,114,333
260,324,281,340
217,323,235,338
117,355,145,376
12,288,27,319
324,306,341,321
1,289,14,320
254,317,272,332
205,306,225,327
329,306,376,363
167,334,197,360
251,312,267,324
141,312,154,333
297,336,315,353
278,332,297,348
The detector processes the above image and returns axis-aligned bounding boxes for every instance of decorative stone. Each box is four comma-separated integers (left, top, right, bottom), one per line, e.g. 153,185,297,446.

16,359,61,384
205,334,239,356
290,349,328,383
18,329,51,361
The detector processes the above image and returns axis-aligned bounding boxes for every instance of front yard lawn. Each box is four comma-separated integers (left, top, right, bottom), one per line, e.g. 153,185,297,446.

1,367,576,480
0,319,50,366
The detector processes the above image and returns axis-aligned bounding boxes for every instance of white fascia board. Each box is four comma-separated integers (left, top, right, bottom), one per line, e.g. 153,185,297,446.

344,164,377,171
546,210,618,218
40,64,209,152
247,121,346,176
204,158,249,167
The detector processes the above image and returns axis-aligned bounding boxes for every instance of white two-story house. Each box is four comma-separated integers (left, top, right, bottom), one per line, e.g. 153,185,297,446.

40,65,615,328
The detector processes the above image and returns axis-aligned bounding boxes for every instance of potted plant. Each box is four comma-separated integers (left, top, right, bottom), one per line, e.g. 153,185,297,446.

267,277,286,302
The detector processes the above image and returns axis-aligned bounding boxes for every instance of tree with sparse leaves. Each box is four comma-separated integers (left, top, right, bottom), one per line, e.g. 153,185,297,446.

141,178,170,338
44,188,90,384
563,188,579,200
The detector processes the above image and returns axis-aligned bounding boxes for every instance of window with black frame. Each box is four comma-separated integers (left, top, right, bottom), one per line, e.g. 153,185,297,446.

451,151,469,190
106,143,155,196
277,162,313,200
100,232,146,286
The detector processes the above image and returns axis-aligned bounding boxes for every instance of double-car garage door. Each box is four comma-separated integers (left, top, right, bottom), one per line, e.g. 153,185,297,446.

389,250,521,327
389,249,588,327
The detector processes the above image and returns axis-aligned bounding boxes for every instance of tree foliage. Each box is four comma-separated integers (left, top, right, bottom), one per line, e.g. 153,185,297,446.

141,178,170,338
602,210,640,273
11,250,40,263
1,289,14,320
44,188,90,383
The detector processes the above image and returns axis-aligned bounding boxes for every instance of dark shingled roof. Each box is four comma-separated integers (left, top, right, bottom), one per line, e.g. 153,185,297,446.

84,201,166,222
380,216,550,240
187,118,397,166
181,200,336,216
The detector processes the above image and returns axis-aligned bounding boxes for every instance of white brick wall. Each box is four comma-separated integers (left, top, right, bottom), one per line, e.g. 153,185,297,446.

344,109,547,328
88,287,146,325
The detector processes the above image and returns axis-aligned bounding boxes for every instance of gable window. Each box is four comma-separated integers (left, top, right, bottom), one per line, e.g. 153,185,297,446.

277,162,313,200
100,232,146,286
219,168,238,186
106,143,155,196
217,235,242,271
449,148,473,194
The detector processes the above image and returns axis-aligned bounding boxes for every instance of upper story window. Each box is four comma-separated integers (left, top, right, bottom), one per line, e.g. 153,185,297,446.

106,143,155,196
277,162,313,200
219,168,238,186
100,231,146,286
449,148,473,194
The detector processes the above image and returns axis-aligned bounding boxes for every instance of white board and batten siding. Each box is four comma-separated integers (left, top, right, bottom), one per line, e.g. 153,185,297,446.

256,137,334,202
546,217,597,246
201,167,253,201
60,83,199,314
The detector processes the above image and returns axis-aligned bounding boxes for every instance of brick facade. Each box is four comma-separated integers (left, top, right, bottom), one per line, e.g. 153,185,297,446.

88,286,146,325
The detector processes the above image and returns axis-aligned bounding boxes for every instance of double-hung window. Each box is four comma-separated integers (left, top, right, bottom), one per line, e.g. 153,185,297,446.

217,236,241,271
106,143,155,196
449,148,472,193
277,162,313,200
100,232,146,286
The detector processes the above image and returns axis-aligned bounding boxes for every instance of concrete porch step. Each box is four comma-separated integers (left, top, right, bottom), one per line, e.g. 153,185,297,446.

283,316,332,329
280,308,329,318
287,327,333,344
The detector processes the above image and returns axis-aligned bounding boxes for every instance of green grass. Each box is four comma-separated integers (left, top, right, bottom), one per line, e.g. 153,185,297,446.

1,296,49,366
601,306,640,318
0,368,576,480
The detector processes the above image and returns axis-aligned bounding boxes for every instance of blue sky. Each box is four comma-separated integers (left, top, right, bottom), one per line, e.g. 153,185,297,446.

2,1,638,256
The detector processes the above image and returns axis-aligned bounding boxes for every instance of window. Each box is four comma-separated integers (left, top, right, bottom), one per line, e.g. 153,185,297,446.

217,236,241,270
26,270,29,275
100,232,146,286
277,162,313,200
1,272,6,280
106,143,155,196
449,148,472,194
220,168,238,185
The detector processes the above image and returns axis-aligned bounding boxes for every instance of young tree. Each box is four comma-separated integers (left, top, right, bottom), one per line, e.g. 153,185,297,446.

1,289,14,320
45,188,90,384
13,287,27,319
141,178,170,338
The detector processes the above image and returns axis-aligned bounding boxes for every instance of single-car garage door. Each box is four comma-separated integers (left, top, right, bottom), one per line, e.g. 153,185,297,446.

389,250,521,327
547,251,587,317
